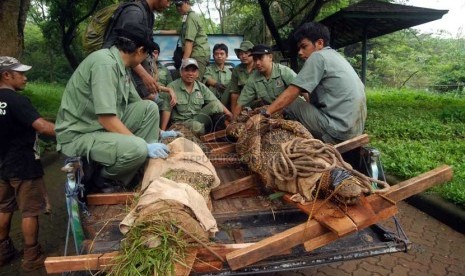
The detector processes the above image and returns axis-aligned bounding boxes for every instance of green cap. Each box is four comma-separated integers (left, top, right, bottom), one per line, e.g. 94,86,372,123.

234,41,254,57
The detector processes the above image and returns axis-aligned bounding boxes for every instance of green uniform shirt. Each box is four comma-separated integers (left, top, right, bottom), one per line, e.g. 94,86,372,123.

55,46,141,144
181,10,210,58
227,64,254,95
156,62,173,86
237,63,296,106
203,63,232,98
291,47,366,140
161,79,221,122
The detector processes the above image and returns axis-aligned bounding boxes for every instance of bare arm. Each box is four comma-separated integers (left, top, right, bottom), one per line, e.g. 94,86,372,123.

158,85,177,107
133,64,159,94
183,40,194,59
32,118,55,137
157,30,177,34
160,110,172,131
232,102,242,119
97,115,133,135
246,85,302,130
230,93,240,118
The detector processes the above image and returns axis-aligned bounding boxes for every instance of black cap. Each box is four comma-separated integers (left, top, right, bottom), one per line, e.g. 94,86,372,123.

250,44,272,55
153,42,160,53
115,22,157,52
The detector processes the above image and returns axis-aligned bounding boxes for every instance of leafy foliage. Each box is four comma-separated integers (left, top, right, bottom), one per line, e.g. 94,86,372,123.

366,88,465,207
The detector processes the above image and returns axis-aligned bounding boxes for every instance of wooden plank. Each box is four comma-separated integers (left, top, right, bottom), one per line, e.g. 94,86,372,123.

86,192,135,206
334,134,369,153
311,200,357,236
226,221,328,270
211,175,257,200
343,195,377,229
200,130,227,142
45,252,118,274
44,244,254,273
226,165,451,270
303,204,398,251
209,144,236,154
209,156,242,167
174,249,198,276
204,142,230,148
377,164,452,203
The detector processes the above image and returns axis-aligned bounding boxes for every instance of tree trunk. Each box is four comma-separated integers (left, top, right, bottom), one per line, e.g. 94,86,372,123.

0,0,31,57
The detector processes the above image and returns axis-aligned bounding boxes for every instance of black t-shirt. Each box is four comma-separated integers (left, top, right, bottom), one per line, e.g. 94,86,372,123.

0,88,43,180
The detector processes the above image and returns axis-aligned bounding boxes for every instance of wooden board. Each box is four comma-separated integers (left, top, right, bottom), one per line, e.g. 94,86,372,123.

174,249,198,276
200,130,227,142
211,175,257,200
310,200,357,236
334,134,369,153
225,165,452,270
86,192,135,206
45,244,253,273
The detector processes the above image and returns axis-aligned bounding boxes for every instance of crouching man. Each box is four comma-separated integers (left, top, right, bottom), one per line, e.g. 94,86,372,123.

55,22,177,192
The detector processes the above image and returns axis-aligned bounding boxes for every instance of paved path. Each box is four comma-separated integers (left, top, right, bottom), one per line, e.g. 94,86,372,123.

1,155,464,275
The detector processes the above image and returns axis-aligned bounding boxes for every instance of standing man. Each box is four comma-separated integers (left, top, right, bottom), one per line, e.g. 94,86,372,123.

174,0,210,79
55,23,176,192
160,58,233,135
103,0,171,100
203,43,232,107
0,57,55,271
248,22,367,144
228,40,255,115
233,44,297,118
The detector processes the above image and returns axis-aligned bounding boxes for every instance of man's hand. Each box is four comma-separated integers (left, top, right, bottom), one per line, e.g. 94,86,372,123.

167,88,177,107
245,114,265,130
214,82,227,92
224,110,234,122
141,74,160,94
160,130,183,139
147,143,170,159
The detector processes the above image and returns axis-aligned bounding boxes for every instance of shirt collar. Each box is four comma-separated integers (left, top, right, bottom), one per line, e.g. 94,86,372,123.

109,46,127,76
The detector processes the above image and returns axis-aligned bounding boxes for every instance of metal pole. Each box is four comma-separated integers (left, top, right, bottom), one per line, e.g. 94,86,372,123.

361,25,367,84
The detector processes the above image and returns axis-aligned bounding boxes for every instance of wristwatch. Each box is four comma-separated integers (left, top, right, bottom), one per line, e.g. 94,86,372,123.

259,108,271,118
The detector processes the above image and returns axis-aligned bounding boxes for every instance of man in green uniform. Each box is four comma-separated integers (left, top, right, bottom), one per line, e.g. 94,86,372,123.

228,40,255,114
55,23,179,191
160,58,233,135
153,42,173,86
247,22,366,144
203,43,232,107
175,0,210,79
146,42,177,110
233,44,297,118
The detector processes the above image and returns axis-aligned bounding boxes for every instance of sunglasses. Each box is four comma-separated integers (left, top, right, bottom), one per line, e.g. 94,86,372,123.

175,2,184,7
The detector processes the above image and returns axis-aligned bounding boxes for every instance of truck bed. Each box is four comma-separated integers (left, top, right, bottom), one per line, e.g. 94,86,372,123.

78,165,410,275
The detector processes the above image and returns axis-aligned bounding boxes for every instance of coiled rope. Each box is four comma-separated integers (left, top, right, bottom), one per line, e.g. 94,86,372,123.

269,137,390,194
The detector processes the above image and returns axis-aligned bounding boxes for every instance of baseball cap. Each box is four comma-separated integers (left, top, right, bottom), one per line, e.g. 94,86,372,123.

0,56,32,73
234,41,254,56
181,58,199,70
174,0,186,6
115,22,157,52
250,44,272,55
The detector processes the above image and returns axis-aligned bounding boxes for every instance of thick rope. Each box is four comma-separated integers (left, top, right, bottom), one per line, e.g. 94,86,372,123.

269,137,390,194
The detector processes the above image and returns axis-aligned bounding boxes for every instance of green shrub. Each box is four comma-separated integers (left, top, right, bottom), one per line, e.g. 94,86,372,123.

366,88,465,208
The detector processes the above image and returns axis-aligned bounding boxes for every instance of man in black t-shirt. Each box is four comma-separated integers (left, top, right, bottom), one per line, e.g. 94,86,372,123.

0,56,55,271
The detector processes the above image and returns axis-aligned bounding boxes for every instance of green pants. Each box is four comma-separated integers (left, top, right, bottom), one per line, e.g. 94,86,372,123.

60,100,160,185
176,101,223,135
